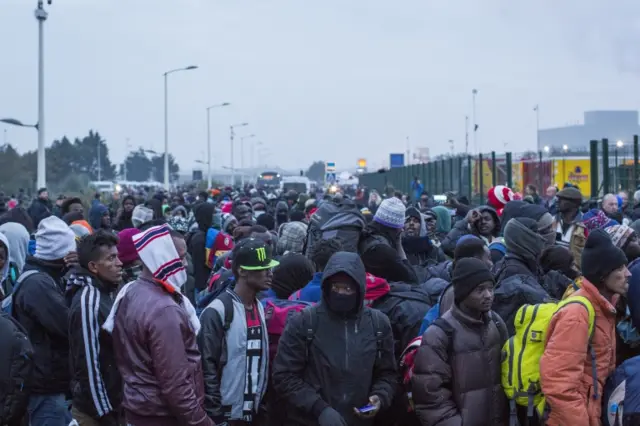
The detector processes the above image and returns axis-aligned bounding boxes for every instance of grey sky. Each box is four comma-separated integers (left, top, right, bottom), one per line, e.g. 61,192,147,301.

2,0,640,173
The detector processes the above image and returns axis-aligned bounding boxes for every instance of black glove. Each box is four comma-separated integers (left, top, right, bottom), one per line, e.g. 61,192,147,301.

318,407,347,426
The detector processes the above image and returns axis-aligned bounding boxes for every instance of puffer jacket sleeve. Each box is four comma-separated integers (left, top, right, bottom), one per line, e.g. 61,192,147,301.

540,303,591,426
368,310,398,410
148,305,214,426
19,273,68,339
0,314,33,426
272,309,330,419
412,325,462,426
196,305,225,423
440,219,470,258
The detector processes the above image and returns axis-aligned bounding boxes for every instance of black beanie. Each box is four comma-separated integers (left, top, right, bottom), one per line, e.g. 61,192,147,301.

452,257,495,304
256,214,276,231
581,229,628,285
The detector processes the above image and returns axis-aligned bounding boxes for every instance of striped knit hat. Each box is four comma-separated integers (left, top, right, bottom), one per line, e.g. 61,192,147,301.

133,224,186,291
373,197,406,229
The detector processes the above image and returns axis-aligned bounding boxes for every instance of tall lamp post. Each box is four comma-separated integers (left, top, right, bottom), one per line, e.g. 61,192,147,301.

35,0,48,190
205,102,230,189
163,65,198,190
229,122,248,187
616,140,624,190
562,144,569,184
240,134,256,187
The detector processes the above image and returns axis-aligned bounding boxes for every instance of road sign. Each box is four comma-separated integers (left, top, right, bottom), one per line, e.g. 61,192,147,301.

325,161,336,172
390,153,405,168
325,172,336,184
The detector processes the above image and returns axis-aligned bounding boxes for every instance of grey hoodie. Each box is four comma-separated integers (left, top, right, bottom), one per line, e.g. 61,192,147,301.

0,222,29,273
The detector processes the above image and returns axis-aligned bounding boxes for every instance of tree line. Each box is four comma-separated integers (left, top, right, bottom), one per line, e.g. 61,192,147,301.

0,130,180,195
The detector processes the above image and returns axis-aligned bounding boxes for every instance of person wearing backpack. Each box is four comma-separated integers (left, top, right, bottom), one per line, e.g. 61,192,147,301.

359,197,419,284
289,238,344,303
198,238,277,425
412,257,509,426
540,229,629,426
11,216,77,426
0,311,33,426
272,252,397,426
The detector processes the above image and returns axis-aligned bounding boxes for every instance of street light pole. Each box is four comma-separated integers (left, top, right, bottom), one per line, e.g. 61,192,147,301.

163,65,198,190
206,102,230,189
472,89,478,155
229,122,248,187
534,104,540,152
35,0,48,190
240,134,255,187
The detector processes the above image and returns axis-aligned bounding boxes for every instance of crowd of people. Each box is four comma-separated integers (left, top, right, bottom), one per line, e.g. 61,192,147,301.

2,180,640,426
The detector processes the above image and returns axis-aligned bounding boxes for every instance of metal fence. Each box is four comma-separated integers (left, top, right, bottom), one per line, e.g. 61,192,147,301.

358,136,640,202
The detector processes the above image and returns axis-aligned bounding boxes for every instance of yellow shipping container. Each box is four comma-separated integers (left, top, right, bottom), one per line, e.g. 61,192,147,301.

552,158,591,198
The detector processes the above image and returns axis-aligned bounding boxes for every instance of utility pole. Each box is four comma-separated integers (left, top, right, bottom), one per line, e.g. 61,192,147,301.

465,116,469,154
35,0,48,189
97,139,101,181
230,125,235,187
472,89,478,154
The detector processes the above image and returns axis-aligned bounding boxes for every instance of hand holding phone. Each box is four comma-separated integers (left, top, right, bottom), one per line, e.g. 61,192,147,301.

353,395,381,419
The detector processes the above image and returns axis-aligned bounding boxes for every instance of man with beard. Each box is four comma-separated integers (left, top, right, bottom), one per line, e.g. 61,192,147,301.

552,186,587,267
402,206,445,267
66,231,123,425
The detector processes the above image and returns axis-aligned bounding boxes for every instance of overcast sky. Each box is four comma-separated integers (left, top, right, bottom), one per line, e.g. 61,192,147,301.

2,0,640,173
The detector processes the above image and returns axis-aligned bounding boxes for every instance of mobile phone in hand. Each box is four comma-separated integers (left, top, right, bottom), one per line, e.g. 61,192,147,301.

357,405,376,413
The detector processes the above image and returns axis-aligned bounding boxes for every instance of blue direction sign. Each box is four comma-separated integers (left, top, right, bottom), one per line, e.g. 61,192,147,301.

325,161,336,172
390,153,405,168
325,172,337,184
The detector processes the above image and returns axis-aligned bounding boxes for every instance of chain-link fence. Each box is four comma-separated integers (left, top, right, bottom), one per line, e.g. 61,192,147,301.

358,136,640,202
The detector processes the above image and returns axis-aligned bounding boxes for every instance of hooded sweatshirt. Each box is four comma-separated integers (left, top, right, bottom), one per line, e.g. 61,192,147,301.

89,203,109,231
402,206,445,267
0,222,29,273
0,232,11,298
188,203,216,291
272,252,397,426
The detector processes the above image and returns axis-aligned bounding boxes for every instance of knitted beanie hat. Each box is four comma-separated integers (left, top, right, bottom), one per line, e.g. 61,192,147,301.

373,197,406,229
452,257,495,304
487,186,514,210
605,225,635,249
117,228,141,265
581,229,627,285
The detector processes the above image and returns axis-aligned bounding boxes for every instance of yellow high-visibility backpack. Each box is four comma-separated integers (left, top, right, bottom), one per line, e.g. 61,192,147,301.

501,295,597,419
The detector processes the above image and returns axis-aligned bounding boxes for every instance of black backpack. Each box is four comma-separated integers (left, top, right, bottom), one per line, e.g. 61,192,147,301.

0,312,33,425
303,201,365,258
370,283,432,358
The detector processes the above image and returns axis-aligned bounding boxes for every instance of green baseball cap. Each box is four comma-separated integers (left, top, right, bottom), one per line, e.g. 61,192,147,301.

234,238,280,270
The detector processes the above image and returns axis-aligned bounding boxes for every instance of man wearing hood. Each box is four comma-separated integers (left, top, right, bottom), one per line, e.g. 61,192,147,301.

403,206,445,267
12,216,77,425
275,200,290,228
89,202,112,232
66,231,123,425
492,218,550,335
441,206,501,258
0,222,30,276
272,252,397,426
0,232,14,301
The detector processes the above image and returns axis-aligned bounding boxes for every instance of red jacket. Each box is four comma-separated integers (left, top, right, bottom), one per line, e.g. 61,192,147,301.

112,277,213,426
540,279,617,426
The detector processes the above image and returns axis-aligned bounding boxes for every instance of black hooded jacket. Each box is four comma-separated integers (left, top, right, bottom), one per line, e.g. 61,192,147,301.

272,252,397,426
188,203,215,291
0,312,33,425
11,256,70,394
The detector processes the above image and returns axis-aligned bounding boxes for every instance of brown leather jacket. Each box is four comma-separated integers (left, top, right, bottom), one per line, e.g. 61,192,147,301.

112,277,213,426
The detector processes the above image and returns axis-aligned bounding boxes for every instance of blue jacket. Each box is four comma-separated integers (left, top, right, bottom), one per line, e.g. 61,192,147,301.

411,181,424,202
288,272,323,303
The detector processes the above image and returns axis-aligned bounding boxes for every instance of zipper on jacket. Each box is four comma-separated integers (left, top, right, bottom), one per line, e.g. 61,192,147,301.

344,320,349,370
517,305,539,391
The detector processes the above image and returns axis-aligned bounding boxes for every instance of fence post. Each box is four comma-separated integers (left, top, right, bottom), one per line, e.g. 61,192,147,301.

634,135,639,191
467,155,473,199
538,151,543,191
589,140,598,199
506,152,513,188
602,139,610,195
449,157,454,193
491,151,497,187
479,153,484,204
